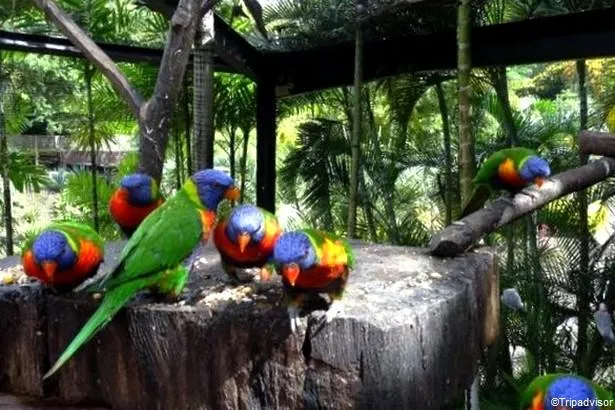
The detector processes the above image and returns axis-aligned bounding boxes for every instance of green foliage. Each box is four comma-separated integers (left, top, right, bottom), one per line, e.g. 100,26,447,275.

7,152,49,193
53,171,119,240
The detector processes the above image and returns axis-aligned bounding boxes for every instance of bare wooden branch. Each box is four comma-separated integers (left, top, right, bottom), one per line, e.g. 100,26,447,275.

32,0,144,118
579,130,615,157
429,157,615,257
137,0,213,181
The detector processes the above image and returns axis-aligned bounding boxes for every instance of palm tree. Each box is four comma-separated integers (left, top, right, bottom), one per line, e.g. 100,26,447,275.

347,1,365,238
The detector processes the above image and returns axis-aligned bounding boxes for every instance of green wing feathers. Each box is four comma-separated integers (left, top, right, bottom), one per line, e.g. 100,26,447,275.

54,221,104,251
506,147,539,167
102,192,202,290
473,147,537,184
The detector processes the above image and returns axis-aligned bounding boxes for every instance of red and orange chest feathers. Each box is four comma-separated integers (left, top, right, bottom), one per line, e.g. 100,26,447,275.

289,238,349,288
22,239,103,285
213,218,282,264
497,157,528,188
291,264,347,288
109,189,164,229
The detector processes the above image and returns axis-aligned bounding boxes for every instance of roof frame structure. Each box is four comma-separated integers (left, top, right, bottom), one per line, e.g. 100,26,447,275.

2,6,615,95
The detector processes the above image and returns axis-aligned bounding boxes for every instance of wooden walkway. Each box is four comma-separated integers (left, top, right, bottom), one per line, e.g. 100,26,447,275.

0,394,108,410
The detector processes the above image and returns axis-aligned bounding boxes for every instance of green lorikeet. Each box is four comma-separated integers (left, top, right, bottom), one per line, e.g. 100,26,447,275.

213,204,282,283
459,147,551,218
271,229,355,333
109,173,165,237
520,373,613,410
42,169,240,380
21,221,104,292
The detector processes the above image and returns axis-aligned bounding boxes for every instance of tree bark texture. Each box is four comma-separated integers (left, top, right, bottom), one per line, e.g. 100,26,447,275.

457,0,475,206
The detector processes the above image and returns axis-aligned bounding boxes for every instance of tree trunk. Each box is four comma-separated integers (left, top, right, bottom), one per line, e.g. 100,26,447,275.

491,67,518,146
457,0,475,206
239,127,250,204
32,0,215,184
359,171,378,241
0,107,13,256
229,127,237,180
435,80,453,226
192,12,215,171
174,124,182,189
184,76,192,176
347,16,364,238
85,63,99,232
575,58,591,377
34,135,39,167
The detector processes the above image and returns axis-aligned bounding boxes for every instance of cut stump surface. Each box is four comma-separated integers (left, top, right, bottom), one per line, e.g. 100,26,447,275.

0,241,498,410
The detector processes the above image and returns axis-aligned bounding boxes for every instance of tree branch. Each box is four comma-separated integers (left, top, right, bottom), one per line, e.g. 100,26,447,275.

137,0,213,181
32,0,144,118
429,156,615,257
579,130,615,157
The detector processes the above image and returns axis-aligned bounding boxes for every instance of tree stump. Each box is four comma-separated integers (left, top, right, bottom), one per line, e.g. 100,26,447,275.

0,241,499,410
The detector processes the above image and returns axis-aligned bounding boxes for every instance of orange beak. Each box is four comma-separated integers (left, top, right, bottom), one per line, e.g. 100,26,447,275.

42,261,57,281
224,186,240,201
282,263,300,287
534,177,544,188
237,233,251,253
260,267,272,282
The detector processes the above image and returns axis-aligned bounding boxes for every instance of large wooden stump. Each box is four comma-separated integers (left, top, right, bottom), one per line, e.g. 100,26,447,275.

0,241,499,410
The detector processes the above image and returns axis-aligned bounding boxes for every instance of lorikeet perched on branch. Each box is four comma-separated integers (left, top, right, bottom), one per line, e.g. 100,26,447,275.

22,221,104,291
42,169,239,380
109,173,165,237
213,204,282,283
520,373,613,410
271,229,354,333
459,147,551,218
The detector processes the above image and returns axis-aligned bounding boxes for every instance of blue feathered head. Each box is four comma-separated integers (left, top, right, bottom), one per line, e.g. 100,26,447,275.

120,173,159,206
544,376,598,410
519,156,551,187
31,230,77,277
272,231,317,286
190,169,239,210
225,205,265,252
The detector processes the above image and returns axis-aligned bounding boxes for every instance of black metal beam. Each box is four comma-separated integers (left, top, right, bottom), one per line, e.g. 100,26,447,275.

212,14,263,80
0,30,234,72
255,79,277,213
271,6,615,96
140,0,263,80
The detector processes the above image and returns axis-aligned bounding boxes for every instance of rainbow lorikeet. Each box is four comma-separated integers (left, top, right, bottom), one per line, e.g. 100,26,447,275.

42,169,240,380
271,229,355,333
109,173,165,237
459,147,551,218
520,373,613,410
21,221,104,292
213,204,282,283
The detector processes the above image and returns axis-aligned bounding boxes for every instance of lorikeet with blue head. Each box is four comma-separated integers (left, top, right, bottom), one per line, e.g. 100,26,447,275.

109,173,165,237
213,204,282,283
42,169,239,380
271,229,354,333
21,221,104,292
520,373,613,410
459,147,551,218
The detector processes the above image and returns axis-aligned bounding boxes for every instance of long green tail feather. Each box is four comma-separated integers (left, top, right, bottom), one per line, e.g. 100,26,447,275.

459,184,492,219
43,279,149,380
